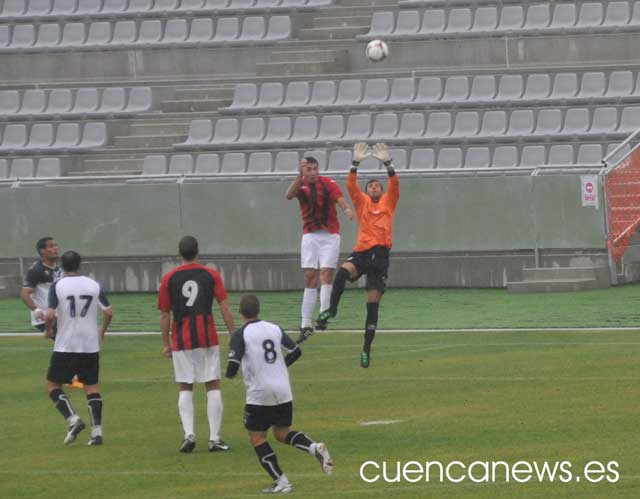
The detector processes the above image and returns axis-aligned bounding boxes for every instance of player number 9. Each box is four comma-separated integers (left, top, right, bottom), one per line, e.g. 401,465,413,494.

182,280,199,307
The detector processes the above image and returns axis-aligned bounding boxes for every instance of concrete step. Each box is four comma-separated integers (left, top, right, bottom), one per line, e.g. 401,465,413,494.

522,266,610,282
270,49,339,63
313,15,373,29
81,158,144,172
174,87,234,100
507,278,602,293
112,134,185,148
257,60,348,77
161,99,229,113
311,6,387,17
129,123,190,136
298,26,370,41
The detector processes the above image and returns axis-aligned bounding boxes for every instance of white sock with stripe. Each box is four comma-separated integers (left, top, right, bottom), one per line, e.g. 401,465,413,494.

207,389,223,442
301,288,317,328
320,284,333,313
178,390,194,438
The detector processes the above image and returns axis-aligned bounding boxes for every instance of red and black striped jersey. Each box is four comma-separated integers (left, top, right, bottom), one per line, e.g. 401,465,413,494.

157,263,228,351
297,176,343,234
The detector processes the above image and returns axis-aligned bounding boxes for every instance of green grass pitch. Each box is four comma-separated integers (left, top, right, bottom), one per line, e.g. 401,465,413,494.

1,287,640,498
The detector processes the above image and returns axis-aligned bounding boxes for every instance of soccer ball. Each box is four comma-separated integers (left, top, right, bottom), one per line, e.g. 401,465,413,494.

366,39,389,63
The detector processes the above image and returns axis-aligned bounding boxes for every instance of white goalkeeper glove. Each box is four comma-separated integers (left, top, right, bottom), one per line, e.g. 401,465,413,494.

352,142,370,166
372,143,392,167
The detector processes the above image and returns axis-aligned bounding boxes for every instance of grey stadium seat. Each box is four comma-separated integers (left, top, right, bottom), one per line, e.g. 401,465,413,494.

619,106,640,132
35,23,61,48
0,26,10,48
143,154,168,175
607,71,634,98
308,80,337,107
72,88,100,115
362,79,390,107
164,19,189,43
182,0,208,10
60,22,86,47
220,152,246,173
577,2,604,27
358,154,380,171
10,158,35,178
0,91,20,114
214,18,240,42
424,112,452,138
79,122,108,148
549,3,577,30
1,124,27,150
11,25,36,49
366,12,395,38
415,77,443,103
388,78,415,105
126,87,153,112
102,1,127,15
188,18,215,43
334,80,363,107
398,112,425,139
395,10,420,35
76,0,103,15
548,144,575,165
0,159,9,178
237,117,266,143
388,148,407,169
138,20,163,45
283,81,311,109
579,72,606,99
27,123,55,149
473,7,498,32
523,74,551,101
437,147,463,169
87,22,113,46
451,111,479,138
229,0,255,8
469,75,496,102
480,110,507,136
3,0,28,16
266,16,291,40
533,109,562,136
562,108,590,135
130,0,154,12
263,116,292,143
409,148,436,169
183,119,213,145
37,158,62,177
447,8,472,33
228,83,258,111
247,152,273,173
327,149,351,171
274,151,299,172
195,154,220,174
153,0,180,12
210,118,239,144
48,89,75,116
52,122,80,149
240,17,266,41
465,147,491,168
371,113,399,140
499,6,524,31
603,1,631,26
420,9,446,33
524,4,551,30
551,73,579,99
100,88,127,113
20,90,47,116
112,21,137,46
169,154,194,174
28,0,54,16
343,114,372,140
492,146,518,167
577,144,603,164
291,116,318,142
520,145,547,167
590,107,618,134
441,76,469,103
317,115,344,141
496,75,523,101
52,0,78,15
257,82,284,109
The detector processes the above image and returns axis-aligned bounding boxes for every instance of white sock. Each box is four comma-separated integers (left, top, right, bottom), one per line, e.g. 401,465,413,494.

178,390,194,438
320,284,332,313
301,288,317,328
207,389,223,442
91,425,103,438
308,442,318,455
67,414,79,425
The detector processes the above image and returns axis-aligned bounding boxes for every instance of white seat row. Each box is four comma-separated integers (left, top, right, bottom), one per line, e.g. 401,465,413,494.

176,106,640,149
360,2,640,40
0,87,154,120
0,122,109,153
144,142,617,175
224,72,640,114
0,0,330,21
0,15,291,52
0,157,64,178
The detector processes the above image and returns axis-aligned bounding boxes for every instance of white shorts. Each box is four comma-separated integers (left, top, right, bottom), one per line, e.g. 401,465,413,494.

301,231,340,269
172,346,221,384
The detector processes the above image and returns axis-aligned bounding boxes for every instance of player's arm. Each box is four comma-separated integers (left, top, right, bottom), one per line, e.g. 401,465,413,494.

98,288,113,342
347,142,368,206
218,299,235,335
280,329,302,367
336,196,354,220
373,143,400,206
160,311,172,358
285,159,306,200
21,269,45,320
225,328,245,379
44,283,58,339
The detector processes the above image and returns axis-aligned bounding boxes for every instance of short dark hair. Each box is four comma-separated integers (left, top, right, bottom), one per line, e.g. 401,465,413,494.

239,294,260,319
303,156,319,166
179,236,199,261
61,251,81,272
365,179,384,192
36,237,54,256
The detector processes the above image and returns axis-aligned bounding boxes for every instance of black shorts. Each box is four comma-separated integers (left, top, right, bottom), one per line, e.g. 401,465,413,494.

35,323,57,337
346,245,390,293
47,352,100,385
244,402,293,432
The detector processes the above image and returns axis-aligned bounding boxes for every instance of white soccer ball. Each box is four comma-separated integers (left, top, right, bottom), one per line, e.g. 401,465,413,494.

366,39,389,63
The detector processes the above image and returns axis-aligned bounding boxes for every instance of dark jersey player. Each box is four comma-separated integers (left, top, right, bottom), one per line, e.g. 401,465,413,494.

158,236,236,453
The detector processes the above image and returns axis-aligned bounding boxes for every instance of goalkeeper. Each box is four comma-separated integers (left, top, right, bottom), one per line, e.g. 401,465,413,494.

315,143,400,368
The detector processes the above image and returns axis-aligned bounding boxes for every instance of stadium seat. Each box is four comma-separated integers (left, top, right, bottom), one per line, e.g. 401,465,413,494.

499,6,524,31
496,75,523,101
257,82,284,109
52,122,80,149
237,117,266,143
230,0,256,8
35,23,61,48
480,110,507,136
563,108,590,135
0,26,10,48
184,119,214,145
28,0,54,16
579,72,606,99
523,74,551,101
603,1,631,26
548,144,574,164
607,71,634,97
11,24,37,48
266,16,291,40
76,0,103,15
214,18,240,42
317,115,344,141
359,153,380,171
398,112,426,139
27,123,55,149
472,7,498,32
367,12,395,38
138,20,163,45
451,111,479,137
291,116,318,142
533,109,562,137
228,83,258,111
241,17,266,41
220,152,246,173
164,19,189,43
20,90,47,116
409,148,435,169
153,0,181,13
87,22,113,46
469,75,496,102
130,0,154,13
492,146,518,167
388,78,416,105
577,2,604,28
335,80,363,107
127,87,154,112
100,88,127,114
10,158,35,178
465,146,490,168
0,90,20,114
210,118,239,144
102,0,128,15
308,80,337,107
274,150,299,172
327,149,351,171
370,113,399,140
590,107,618,134
437,147,463,168
142,154,168,175
424,112,452,138
181,0,208,10
52,0,78,16
60,22,86,47
551,73,579,99
47,89,73,115
72,88,100,115
395,10,421,35
188,18,215,43
520,145,547,166
0,159,8,178
441,76,469,102
263,116,292,143
577,144,603,164
524,4,551,31
549,3,577,30
619,106,640,131
389,148,407,169
2,0,27,17
79,122,108,148
37,157,62,177
195,154,220,174
362,79,389,107
1,124,27,150
447,8,472,34
343,114,371,141
169,154,194,174
112,21,137,47
415,77,443,103
247,152,273,172
283,81,311,110
420,9,446,33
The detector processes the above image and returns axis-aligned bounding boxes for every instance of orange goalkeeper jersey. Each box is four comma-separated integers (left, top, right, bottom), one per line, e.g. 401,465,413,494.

346,171,400,252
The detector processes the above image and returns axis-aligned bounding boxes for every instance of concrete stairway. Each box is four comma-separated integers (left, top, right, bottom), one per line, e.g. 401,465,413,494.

0,275,20,298
507,266,611,293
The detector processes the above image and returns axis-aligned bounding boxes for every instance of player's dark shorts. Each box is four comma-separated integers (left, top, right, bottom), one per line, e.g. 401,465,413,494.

35,323,57,336
244,402,293,432
346,245,390,293
47,352,100,385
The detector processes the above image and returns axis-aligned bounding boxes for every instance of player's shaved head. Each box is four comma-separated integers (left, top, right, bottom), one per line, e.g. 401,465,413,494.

179,236,198,261
239,294,260,319
61,251,81,272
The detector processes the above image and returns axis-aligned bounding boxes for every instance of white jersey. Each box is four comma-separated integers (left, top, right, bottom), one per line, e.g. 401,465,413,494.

228,320,297,406
48,275,110,353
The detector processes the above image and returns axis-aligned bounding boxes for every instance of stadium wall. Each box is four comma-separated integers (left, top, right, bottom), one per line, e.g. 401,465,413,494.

0,175,607,291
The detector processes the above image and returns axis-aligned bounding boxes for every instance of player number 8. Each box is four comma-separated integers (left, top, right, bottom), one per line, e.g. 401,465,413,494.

182,280,199,307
